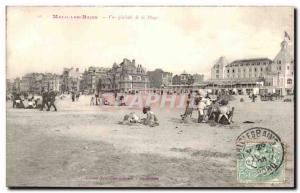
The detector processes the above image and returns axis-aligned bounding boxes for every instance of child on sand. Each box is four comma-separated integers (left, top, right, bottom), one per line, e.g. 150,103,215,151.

142,106,159,127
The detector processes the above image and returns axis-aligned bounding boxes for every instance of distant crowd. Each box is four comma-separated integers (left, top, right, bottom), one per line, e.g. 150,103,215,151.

8,89,57,111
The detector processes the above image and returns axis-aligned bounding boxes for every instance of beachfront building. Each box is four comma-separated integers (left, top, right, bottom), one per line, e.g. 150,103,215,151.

192,73,205,84
61,67,82,93
211,56,228,80
264,39,294,95
19,73,61,94
172,71,194,86
101,58,150,93
147,68,173,88
80,66,109,94
13,78,21,93
6,79,14,94
42,73,61,92
20,73,44,94
225,58,273,80
208,35,294,96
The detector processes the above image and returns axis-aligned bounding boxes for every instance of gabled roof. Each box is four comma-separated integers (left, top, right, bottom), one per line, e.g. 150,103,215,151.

214,56,228,67
273,47,293,62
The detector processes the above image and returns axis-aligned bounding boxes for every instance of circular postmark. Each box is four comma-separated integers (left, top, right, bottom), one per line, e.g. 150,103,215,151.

236,127,284,182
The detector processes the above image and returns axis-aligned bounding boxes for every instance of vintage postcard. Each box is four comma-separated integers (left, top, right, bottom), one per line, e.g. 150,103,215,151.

6,6,295,188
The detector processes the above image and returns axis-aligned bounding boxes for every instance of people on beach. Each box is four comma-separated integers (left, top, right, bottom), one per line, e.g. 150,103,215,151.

142,106,159,127
47,89,57,111
179,90,235,125
122,112,140,124
181,92,193,120
76,93,80,101
40,90,49,111
90,96,95,106
71,92,76,102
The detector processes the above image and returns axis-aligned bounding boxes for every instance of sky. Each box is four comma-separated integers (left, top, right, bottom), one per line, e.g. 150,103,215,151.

6,6,294,79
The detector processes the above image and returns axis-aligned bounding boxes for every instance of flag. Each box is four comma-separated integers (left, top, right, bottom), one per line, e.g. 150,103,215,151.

284,31,291,40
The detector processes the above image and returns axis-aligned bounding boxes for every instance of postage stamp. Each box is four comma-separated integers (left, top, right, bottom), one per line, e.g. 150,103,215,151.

236,127,285,183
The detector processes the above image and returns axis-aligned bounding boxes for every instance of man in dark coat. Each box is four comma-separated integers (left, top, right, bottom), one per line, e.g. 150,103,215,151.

47,89,57,111
40,89,49,111
71,92,75,102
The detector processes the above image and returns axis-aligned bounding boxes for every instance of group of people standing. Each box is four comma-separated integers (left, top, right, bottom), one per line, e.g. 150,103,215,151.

71,92,80,102
40,89,57,111
9,89,57,111
181,91,234,125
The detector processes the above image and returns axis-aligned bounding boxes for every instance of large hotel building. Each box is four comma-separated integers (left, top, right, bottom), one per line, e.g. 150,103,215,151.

210,36,294,95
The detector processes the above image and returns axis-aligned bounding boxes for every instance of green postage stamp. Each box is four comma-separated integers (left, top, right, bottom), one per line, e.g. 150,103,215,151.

236,127,285,183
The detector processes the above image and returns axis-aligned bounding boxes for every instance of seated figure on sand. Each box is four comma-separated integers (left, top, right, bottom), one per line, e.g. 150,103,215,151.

142,106,159,127
217,99,235,125
122,112,140,124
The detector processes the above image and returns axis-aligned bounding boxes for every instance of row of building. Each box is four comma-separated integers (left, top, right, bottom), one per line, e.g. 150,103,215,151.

6,58,205,95
7,34,293,96
209,36,294,95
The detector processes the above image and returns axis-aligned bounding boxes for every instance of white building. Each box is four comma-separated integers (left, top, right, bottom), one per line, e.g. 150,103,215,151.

264,39,294,95
210,35,294,96
211,56,228,79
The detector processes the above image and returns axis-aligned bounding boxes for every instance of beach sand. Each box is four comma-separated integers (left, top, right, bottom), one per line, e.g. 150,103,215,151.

6,95,295,187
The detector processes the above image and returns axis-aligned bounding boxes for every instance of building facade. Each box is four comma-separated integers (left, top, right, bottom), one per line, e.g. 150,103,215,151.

13,78,21,93
102,58,150,93
80,67,109,94
264,39,294,95
147,68,173,88
19,73,60,94
211,56,228,79
20,73,44,94
61,67,82,93
209,36,294,95
225,58,273,80
172,71,194,86
192,73,205,84
42,73,61,92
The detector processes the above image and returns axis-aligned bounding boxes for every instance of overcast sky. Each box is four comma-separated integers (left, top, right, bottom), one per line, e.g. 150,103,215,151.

6,6,294,79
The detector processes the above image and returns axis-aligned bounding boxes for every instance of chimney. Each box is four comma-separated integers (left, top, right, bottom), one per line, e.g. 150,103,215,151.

76,68,79,72
132,59,136,65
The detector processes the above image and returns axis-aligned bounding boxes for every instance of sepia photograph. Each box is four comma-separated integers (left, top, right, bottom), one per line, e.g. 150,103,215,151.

6,6,295,188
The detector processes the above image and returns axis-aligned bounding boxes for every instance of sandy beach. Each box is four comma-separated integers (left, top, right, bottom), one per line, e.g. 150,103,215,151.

6,95,295,187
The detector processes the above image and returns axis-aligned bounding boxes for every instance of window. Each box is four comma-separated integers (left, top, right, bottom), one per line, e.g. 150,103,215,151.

216,70,219,73
279,66,281,71
227,70,229,73
261,68,263,72
287,79,292,84
287,66,289,70
232,69,235,73
279,60,281,64
254,68,257,72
